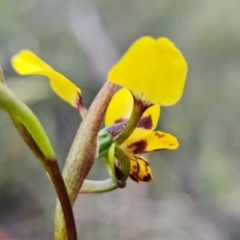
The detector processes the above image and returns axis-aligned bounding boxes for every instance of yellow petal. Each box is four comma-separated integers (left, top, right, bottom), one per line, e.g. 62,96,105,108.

124,131,179,155
108,36,188,106
130,156,153,182
105,88,133,126
105,88,160,138
11,50,81,108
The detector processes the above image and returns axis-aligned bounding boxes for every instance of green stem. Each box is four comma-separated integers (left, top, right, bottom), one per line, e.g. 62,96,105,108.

80,179,118,193
0,84,77,240
115,101,147,145
0,84,55,158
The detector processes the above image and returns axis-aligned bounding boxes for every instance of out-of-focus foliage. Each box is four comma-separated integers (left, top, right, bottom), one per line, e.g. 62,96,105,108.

1,0,240,239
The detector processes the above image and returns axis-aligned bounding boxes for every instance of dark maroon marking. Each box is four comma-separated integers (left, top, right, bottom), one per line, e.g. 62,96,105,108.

138,115,153,129
130,174,139,182
132,164,138,170
128,140,147,154
152,148,168,151
130,159,140,182
138,158,152,181
76,92,84,110
132,159,140,173
155,132,165,138
133,94,152,110
139,158,149,166
136,160,140,174
133,160,140,181
114,164,125,181
114,118,126,124
143,173,152,182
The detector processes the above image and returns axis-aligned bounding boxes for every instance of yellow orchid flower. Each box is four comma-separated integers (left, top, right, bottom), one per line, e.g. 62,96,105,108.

105,88,179,182
11,50,83,110
108,36,188,106
11,37,185,184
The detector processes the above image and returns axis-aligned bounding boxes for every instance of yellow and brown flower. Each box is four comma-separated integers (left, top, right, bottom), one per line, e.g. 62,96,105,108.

105,88,179,182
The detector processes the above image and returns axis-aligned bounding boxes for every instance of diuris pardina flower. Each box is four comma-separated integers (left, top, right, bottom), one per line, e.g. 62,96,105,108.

105,88,178,182
11,36,187,186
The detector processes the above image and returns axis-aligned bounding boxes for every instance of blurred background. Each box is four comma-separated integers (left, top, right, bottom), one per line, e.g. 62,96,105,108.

0,0,240,239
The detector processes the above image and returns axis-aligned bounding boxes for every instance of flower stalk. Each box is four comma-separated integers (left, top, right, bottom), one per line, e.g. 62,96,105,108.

79,179,118,194
54,81,116,240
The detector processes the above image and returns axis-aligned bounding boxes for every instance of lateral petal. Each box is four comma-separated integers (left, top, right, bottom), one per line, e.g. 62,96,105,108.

124,131,179,155
11,50,81,108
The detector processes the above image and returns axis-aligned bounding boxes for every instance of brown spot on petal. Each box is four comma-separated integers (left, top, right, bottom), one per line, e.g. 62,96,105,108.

114,164,125,181
132,164,138,170
143,174,153,182
138,115,153,129
155,132,165,138
128,140,147,154
133,94,152,110
114,118,126,124
130,174,140,182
